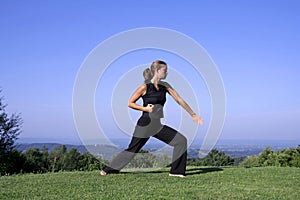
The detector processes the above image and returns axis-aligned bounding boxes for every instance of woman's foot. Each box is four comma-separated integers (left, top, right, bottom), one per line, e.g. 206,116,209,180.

100,170,107,176
169,173,186,178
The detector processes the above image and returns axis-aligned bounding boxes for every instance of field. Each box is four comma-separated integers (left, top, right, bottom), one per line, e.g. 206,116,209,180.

1,167,299,199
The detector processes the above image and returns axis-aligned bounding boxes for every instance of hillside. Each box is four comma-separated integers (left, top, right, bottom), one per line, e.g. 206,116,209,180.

16,141,300,160
1,167,299,199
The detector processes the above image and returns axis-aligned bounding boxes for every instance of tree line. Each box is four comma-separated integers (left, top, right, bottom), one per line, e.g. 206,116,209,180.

127,148,236,168
0,145,107,175
240,145,300,167
1,144,236,175
2,143,300,175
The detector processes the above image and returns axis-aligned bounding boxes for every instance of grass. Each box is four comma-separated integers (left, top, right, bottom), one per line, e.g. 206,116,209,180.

1,166,299,199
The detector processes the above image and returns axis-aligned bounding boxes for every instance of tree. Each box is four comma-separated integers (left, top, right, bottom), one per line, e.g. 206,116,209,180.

154,154,172,168
126,149,157,168
258,147,274,166
0,90,23,175
49,145,67,172
78,152,106,171
187,149,235,167
239,155,259,167
203,149,234,166
41,146,50,171
243,146,300,168
23,148,47,173
289,145,300,167
0,91,22,154
62,148,81,171
0,150,25,175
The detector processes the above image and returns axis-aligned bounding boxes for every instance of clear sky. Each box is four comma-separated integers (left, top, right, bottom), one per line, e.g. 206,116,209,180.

1,0,300,144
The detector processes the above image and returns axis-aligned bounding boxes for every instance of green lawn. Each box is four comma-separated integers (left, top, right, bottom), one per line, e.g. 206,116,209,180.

1,167,299,199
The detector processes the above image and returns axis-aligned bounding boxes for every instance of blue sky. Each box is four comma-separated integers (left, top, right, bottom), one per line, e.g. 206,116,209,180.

1,0,300,144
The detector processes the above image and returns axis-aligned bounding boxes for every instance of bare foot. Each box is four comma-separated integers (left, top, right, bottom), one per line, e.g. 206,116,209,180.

169,173,186,178
100,170,107,176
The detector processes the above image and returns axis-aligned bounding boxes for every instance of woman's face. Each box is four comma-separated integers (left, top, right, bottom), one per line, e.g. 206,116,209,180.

157,65,168,79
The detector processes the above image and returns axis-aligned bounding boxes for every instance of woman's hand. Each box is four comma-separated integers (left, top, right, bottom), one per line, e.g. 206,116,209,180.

144,104,154,113
192,114,203,125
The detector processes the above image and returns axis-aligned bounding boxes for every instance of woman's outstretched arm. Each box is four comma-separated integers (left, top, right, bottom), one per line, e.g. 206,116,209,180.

167,86,203,125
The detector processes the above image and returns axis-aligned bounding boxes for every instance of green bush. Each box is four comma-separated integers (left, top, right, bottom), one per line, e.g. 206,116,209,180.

239,155,259,167
188,149,234,167
240,145,300,168
0,150,25,175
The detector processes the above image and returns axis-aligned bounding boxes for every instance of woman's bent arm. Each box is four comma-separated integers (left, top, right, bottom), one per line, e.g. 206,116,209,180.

128,84,153,113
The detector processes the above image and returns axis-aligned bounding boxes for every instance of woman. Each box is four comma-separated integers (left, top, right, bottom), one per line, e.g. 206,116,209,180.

101,60,203,177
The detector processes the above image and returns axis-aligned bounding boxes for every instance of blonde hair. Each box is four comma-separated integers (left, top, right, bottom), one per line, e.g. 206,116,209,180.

143,60,167,81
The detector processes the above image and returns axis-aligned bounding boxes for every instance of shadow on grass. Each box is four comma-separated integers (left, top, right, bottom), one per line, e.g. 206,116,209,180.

185,167,223,176
118,167,223,176
120,168,169,174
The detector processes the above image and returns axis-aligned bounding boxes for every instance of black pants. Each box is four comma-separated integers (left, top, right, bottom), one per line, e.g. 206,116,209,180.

104,118,187,175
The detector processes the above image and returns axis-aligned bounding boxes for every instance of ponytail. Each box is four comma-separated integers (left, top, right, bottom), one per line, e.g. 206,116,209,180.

143,68,152,81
